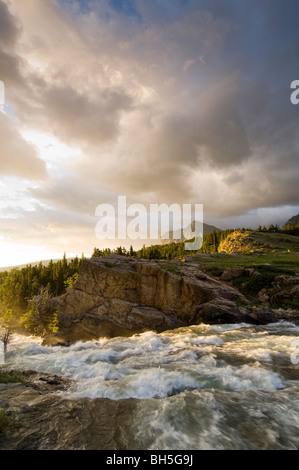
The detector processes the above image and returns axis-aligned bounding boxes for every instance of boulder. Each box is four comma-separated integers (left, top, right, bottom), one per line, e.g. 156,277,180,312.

270,285,299,307
221,266,260,281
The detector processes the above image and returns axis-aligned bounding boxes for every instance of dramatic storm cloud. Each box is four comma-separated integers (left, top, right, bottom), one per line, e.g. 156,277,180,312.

0,0,299,265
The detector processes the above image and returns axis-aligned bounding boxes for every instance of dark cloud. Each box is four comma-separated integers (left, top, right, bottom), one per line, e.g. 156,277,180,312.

0,0,25,89
1,0,299,261
40,84,134,146
0,0,21,48
0,47,23,86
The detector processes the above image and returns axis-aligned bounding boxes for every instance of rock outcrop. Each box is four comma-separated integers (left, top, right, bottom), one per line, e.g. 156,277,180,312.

42,254,299,342
0,370,137,450
40,256,247,341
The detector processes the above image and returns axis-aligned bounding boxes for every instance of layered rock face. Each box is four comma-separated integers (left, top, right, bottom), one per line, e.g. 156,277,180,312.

45,254,299,342
47,255,253,341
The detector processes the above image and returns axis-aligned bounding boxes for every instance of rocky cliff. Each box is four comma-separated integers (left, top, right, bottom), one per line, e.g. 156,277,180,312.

44,254,299,343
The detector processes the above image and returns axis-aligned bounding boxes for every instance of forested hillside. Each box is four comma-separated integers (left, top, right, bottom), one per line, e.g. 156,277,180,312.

1,223,298,336
0,254,82,334
92,229,235,260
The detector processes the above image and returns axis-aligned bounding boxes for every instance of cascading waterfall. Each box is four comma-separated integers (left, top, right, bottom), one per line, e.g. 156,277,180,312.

4,321,299,449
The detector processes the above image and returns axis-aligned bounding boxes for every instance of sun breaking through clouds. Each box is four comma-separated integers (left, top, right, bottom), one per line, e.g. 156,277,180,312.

0,0,299,266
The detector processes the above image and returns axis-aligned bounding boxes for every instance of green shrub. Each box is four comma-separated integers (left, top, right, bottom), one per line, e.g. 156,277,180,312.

104,262,117,268
232,265,296,299
0,369,25,384
0,409,21,433
158,262,183,276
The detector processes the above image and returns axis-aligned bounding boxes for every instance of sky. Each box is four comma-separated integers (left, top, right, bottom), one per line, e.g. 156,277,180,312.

0,0,299,267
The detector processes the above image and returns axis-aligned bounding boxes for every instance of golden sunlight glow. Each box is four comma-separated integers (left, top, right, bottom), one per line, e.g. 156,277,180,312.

20,130,81,169
0,241,63,269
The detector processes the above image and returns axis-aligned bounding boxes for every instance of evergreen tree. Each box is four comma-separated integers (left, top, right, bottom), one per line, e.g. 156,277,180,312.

0,255,83,332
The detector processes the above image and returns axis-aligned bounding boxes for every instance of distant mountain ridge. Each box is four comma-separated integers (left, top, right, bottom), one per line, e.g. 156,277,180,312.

160,221,220,244
284,214,299,228
6,215,299,272
0,259,62,273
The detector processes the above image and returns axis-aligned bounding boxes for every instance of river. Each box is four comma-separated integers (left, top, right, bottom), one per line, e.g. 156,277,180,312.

4,321,299,450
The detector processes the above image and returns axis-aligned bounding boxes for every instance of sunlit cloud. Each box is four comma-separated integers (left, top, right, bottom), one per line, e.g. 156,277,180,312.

20,130,82,172
0,0,298,266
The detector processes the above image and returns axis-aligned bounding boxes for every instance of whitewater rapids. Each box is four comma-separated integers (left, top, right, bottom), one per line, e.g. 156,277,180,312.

3,321,299,450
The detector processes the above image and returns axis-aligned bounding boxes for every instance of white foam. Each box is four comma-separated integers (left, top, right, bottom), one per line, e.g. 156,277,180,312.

209,323,252,332
4,322,298,400
4,323,299,451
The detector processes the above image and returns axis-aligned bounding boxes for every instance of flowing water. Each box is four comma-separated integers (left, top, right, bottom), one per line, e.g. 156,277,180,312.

4,321,299,450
